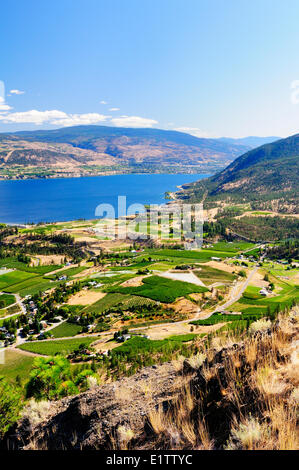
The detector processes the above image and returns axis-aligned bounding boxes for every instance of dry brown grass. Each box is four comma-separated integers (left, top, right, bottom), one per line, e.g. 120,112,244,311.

144,307,299,450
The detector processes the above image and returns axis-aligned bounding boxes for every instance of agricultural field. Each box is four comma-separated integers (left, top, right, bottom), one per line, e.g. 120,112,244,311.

107,275,208,303
0,349,35,384
146,248,234,262
0,257,62,274
112,334,198,358
0,304,20,319
228,270,299,316
17,336,96,355
0,293,16,307
4,276,59,297
193,265,237,286
0,270,36,290
45,265,87,280
50,321,83,338
207,241,254,252
85,292,130,314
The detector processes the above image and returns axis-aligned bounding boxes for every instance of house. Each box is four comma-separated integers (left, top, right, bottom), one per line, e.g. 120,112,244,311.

259,288,269,296
117,334,131,342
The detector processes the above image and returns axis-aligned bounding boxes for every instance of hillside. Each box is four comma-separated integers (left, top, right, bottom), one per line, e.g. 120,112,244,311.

179,133,299,213
0,126,252,179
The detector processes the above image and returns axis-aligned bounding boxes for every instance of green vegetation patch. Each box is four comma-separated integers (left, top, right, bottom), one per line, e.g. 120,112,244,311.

0,349,35,384
113,334,197,357
0,294,15,308
85,293,129,314
4,276,58,297
50,321,83,338
147,248,233,262
0,270,36,290
0,257,62,274
194,265,236,285
17,337,96,356
108,275,208,303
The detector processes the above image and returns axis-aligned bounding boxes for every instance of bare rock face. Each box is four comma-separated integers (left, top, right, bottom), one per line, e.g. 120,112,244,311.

5,362,187,450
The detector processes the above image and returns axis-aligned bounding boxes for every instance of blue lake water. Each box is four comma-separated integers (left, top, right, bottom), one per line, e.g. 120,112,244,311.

0,173,209,224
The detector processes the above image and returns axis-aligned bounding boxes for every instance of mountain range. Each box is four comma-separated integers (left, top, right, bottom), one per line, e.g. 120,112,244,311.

0,125,279,179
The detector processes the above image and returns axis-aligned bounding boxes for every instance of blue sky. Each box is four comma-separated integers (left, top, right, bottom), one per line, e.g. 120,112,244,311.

1,0,299,137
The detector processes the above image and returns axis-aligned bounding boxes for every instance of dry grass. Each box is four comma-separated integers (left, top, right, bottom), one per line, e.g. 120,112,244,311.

143,307,299,450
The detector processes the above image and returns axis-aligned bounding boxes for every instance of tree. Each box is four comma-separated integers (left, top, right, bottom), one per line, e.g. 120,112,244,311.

0,376,22,439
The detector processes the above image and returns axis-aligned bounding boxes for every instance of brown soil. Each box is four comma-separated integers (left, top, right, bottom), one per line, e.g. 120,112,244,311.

205,260,236,273
250,270,269,288
169,297,199,315
120,275,147,287
68,291,106,306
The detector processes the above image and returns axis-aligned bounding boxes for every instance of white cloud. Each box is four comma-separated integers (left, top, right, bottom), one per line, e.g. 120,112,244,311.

51,113,108,127
0,104,157,130
110,115,158,128
100,100,107,105
174,127,213,138
0,109,108,126
109,107,120,111
0,109,67,124
0,96,12,111
10,89,25,95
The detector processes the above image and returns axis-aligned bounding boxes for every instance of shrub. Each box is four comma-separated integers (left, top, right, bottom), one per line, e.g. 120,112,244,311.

0,376,22,439
249,318,272,335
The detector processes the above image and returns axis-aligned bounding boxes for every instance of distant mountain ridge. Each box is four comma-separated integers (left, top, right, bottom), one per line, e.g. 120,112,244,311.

217,136,280,148
0,125,268,180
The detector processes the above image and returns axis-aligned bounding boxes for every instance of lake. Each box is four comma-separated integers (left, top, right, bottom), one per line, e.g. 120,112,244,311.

0,173,209,224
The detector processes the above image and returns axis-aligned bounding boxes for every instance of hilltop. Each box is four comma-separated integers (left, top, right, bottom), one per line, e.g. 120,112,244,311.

0,125,256,179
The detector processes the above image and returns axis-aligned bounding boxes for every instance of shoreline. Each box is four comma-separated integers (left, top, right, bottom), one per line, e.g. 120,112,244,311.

0,168,214,182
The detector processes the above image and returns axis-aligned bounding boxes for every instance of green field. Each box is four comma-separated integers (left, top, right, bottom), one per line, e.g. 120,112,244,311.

85,293,129,314
113,334,197,357
147,248,233,262
0,304,20,319
0,349,35,384
4,275,59,297
0,270,36,290
208,241,254,252
194,265,236,286
108,275,208,302
45,266,87,280
17,336,96,355
0,257,62,274
0,293,15,307
228,274,299,315
50,321,83,338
